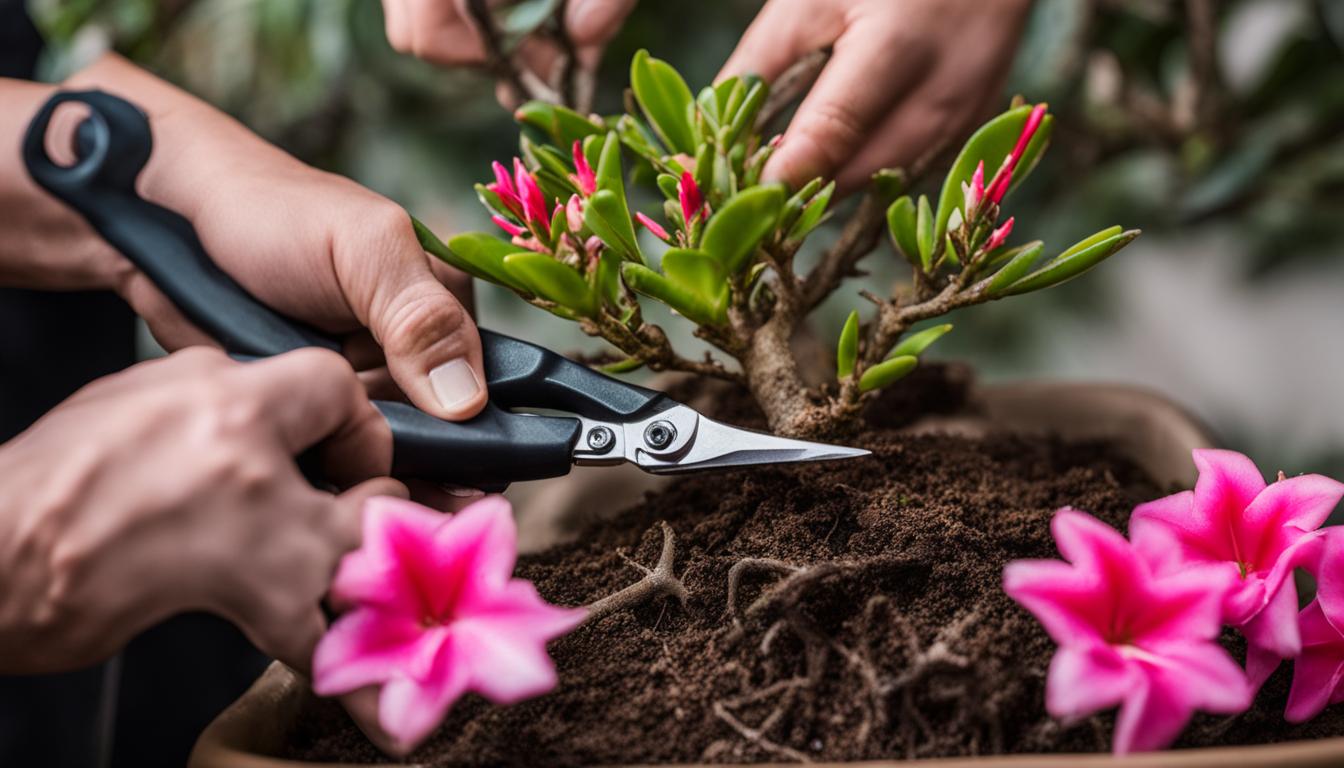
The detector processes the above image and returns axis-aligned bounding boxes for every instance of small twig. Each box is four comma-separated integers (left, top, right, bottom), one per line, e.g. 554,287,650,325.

801,190,888,311
465,0,531,101
713,700,813,764
583,522,689,626
725,558,801,631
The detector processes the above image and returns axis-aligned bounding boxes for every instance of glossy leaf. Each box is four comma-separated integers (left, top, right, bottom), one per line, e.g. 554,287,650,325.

859,355,918,393
935,105,1054,239
434,230,530,293
836,310,859,379
915,195,934,270
600,357,645,374
871,168,906,204
984,241,1044,294
620,262,723,325
514,101,604,148
1058,225,1122,261
701,185,785,274
595,131,625,197
999,229,1139,296
788,181,834,241
503,253,598,316
522,138,578,195
584,189,642,262
662,248,728,322
888,323,952,359
723,80,767,148
630,49,697,154
656,173,680,200
886,196,919,265
473,184,515,220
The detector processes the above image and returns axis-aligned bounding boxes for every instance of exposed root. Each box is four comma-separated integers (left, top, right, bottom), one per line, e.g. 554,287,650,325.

583,522,688,626
713,696,812,764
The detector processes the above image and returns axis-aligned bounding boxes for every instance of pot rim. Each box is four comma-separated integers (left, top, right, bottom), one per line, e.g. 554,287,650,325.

189,380,1340,768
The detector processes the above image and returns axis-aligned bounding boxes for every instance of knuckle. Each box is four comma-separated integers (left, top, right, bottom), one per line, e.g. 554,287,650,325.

798,101,868,162
382,290,468,358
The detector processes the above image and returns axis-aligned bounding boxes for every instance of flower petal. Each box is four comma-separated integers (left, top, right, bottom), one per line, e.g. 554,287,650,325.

1113,640,1250,754
1112,670,1188,755
1244,475,1344,567
1286,600,1344,722
453,620,564,703
1242,579,1302,688
312,608,427,696
1003,559,1107,646
1045,643,1131,718
377,643,469,750
1131,563,1233,644
1130,491,1214,571
330,496,444,613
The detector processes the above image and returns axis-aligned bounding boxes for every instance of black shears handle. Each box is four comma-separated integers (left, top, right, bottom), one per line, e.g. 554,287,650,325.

22,90,671,490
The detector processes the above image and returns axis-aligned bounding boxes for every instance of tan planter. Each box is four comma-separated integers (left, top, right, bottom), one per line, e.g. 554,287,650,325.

189,381,1344,768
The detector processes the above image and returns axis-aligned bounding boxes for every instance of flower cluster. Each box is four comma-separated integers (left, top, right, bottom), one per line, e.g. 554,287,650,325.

1005,450,1344,754
312,496,586,750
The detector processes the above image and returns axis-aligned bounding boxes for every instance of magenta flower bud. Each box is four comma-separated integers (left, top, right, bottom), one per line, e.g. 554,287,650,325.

986,103,1048,205
488,160,524,218
511,235,550,253
963,159,985,213
570,141,597,196
985,216,1014,251
566,194,585,233
491,215,525,238
513,158,551,227
634,211,671,242
677,171,704,226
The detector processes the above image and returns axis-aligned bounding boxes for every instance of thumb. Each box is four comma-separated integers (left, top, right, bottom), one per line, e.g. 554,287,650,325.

564,0,638,47
357,217,489,422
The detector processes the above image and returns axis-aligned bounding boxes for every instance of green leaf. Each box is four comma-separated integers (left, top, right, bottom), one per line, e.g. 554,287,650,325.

984,241,1044,294
935,104,1053,239
915,195,934,270
522,137,577,193
1058,225,1122,260
620,262,723,326
600,357,645,374
436,230,530,292
871,168,907,204
696,86,720,127
702,185,785,274
886,196,919,265
473,183,514,220
584,189,642,262
595,131,625,197
859,355,918,393
722,80,767,147
498,0,561,37
1000,229,1139,296
502,253,598,316
781,178,822,231
656,173,680,200
889,324,952,359
514,101,604,148
662,248,728,322
693,142,714,199
788,181,834,241
630,49,697,154
836,310,859,379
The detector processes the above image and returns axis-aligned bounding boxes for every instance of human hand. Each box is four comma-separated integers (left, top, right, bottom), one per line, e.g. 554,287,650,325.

36,55,488,421
719,0,1034,192
381,0,637,105
0,347,402,674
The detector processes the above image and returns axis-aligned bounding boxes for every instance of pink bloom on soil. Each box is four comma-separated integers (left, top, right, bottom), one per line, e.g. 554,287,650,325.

984,216,1014,252
312,496,586,749
487,161,524,218
986,103,1047,204
678,171,704,226
1004,508,1252,755
1287,532,1344,722
513,158,551,230
1130,450,1344,687
634,211,671,242
491,215,525,238
570,140,597,196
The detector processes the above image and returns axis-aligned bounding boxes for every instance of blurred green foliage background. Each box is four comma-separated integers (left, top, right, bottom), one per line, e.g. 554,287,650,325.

28,0,1344,478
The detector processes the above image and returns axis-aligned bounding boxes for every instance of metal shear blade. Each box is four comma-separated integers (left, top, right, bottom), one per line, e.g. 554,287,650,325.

573,404,871,475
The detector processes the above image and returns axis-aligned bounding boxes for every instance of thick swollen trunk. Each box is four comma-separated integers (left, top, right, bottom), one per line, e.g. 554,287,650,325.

743,315,831,438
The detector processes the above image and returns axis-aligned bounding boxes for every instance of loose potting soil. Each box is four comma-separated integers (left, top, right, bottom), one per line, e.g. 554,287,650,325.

286,367,1344,764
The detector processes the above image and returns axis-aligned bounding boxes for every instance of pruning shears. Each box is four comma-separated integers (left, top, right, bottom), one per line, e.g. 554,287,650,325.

22,90,869,491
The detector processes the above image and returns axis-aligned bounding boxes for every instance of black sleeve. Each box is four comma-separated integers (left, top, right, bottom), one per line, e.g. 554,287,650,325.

0,0,44,80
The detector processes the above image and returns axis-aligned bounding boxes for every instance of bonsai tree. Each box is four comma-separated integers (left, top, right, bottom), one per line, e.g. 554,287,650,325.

415,50,1138,437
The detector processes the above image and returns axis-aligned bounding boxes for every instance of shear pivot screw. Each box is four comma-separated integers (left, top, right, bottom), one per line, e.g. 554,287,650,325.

644,420,677,450
586,426,615,454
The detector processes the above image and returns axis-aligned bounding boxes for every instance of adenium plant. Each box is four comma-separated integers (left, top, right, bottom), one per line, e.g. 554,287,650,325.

414,50,1139,438
1006,451,1344,754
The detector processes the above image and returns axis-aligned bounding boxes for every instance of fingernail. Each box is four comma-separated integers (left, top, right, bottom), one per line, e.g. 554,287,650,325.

441,485,485,498
429,358,481,411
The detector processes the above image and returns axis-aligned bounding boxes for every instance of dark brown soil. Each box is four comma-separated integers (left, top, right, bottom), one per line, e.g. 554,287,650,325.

284,366,1344,764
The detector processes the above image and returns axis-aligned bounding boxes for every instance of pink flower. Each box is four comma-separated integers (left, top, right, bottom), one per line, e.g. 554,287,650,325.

487,161,524,219
1130,450,1344,687
566,194,585,233
986,103,1047,204
961,160,985,216
491,215,525,238
1004,509,1252,754
313,496,586,749
984,216,1014,252
1287,532,1344,722
634,211,671,242
678,171,704,226
513,158,551,229
570,141,597,196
